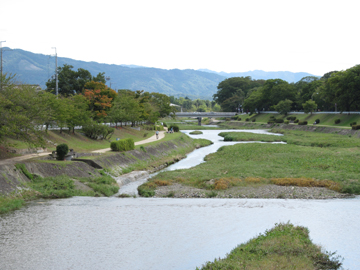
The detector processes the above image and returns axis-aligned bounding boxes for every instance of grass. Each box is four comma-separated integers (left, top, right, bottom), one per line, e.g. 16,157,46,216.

189,130,204,135
227,112,360,128
0,195,26,214
143,129,360,195
196,222,343,270
1,126,153,154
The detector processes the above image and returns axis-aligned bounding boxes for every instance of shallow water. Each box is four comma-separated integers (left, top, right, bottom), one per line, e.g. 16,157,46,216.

1,129,359,270
1,197,359,270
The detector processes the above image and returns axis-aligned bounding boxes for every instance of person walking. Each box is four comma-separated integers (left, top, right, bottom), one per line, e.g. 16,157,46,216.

156,130,159,139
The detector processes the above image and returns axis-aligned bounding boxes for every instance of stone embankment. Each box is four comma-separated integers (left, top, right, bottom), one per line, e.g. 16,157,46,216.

0,136,193,195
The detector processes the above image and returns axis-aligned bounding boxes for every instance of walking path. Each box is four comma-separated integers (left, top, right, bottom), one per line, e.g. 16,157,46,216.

0,131,167,165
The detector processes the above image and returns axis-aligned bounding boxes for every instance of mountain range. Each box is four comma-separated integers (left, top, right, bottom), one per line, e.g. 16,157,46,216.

2,47,317,100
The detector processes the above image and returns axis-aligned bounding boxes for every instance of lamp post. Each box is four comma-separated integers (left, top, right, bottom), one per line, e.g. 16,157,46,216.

51,47,58,97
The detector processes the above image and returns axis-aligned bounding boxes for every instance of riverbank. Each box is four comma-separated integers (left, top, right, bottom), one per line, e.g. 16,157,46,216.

153,183,352,199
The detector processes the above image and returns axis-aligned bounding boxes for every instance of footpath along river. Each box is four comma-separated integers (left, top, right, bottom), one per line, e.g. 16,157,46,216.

0,129,359,270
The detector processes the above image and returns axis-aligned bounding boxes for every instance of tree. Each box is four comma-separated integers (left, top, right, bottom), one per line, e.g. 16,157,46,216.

83,81,117,120
302,100,317,115
274,99,293,115
324,65,360,112
46,64,107,96
213,77,264,111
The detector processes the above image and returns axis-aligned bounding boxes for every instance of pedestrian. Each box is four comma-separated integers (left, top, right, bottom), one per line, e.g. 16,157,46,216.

156,130,159,139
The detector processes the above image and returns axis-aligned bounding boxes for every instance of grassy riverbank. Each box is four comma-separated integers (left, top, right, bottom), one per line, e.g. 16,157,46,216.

140,128,360,196
196,222,343,270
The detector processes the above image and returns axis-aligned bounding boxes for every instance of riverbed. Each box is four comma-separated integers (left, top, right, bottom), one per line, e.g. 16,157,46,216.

0,129,359,270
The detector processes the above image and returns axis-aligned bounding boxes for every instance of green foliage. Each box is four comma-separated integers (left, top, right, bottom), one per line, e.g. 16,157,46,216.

315,119,320,124
274,99,293,115
287,116,297,121
275,118,284,123
302,99,317,114
15,163,33,180
29,175,79,198
334,119,341,124
110,138,135,151
284,120,289,124
189,131,203,135
245,118,250,121
350,121,357,126
298,120,308,125
56,143,69,160
197,223,343,270
168,125,180,132
352,124,360,130
0,196,25,214
82,121,115,140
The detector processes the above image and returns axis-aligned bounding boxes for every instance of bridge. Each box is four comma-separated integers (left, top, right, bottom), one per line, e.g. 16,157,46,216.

172,112,237,125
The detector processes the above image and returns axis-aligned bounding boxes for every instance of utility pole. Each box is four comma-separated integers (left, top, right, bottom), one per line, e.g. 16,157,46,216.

52,47,58,97
0,41,6,91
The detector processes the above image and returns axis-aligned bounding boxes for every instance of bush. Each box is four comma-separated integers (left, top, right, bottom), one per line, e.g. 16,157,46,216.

275,119,284,123
168,125,180,132
82,122,115,140
315,119,320,124
294,119,299,123
286,116,296,121
350,121,357,126
352,124,360,130
298,121,308,125
284,120,289,124
270,116,276,119
251,119,256,122
110,138,135,151
56,144,69,160
245,118,250,121
334,119,341,124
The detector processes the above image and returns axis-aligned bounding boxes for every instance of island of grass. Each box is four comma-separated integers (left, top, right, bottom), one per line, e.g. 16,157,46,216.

189,131,203,135
138,128,360,198
196,222,343,270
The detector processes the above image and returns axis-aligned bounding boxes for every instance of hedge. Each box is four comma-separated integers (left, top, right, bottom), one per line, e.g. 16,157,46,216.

110,138,135,152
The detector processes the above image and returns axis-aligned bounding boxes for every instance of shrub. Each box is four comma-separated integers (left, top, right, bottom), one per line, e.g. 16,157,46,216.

294,119,299,123
286,116,296,121
110,138,135,151
284,120,289,124
334,119,341,124
82,122,115,140
298,121,308,125
350,121,357,126
245,118,250,121
56,144,69,160
251,119,256,122
275,119,284,123
168,125,180,132
269,116,276,119
315,119,320,124
352,124,360,130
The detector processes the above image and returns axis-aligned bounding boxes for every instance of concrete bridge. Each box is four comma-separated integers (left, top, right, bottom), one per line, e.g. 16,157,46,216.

172,112,237,125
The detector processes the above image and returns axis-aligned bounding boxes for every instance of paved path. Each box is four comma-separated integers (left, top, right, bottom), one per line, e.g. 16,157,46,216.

0,131,167,165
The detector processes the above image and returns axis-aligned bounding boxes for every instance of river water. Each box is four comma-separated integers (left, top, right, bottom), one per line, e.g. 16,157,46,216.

1,130,359,270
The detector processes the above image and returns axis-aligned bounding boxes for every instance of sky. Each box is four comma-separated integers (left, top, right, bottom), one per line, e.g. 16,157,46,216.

1,0,359,76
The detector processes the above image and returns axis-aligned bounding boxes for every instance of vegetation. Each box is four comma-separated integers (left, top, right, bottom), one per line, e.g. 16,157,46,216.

197,223,343,270
110,138,135,151
56,143,69,160
189,131,203,135
143,129,360,195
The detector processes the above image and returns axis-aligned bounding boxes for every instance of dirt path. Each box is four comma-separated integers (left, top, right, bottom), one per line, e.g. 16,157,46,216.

0,131,167,165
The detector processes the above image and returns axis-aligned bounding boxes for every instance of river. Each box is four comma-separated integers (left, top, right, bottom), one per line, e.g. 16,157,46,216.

0,129,359,270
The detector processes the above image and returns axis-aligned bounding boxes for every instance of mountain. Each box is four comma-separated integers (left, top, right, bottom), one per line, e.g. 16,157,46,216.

2,47,318,100
197,69,318,83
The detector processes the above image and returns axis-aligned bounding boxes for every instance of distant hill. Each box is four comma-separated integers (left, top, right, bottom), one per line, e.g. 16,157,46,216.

197,69,319,83
3,47,318,100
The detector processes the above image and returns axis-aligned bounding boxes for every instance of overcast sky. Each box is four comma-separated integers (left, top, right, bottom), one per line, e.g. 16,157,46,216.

1,0,359,76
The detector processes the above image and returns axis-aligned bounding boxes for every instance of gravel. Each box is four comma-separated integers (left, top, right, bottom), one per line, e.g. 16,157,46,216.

154,183,353,199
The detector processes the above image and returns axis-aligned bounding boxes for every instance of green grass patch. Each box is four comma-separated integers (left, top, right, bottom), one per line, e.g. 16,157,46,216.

0,195,25,214
197,222,343,270
189,131,204,135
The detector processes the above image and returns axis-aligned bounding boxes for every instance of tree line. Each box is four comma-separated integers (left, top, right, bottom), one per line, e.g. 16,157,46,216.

0,65,175,147
213,64,360,115
169,96,221,112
